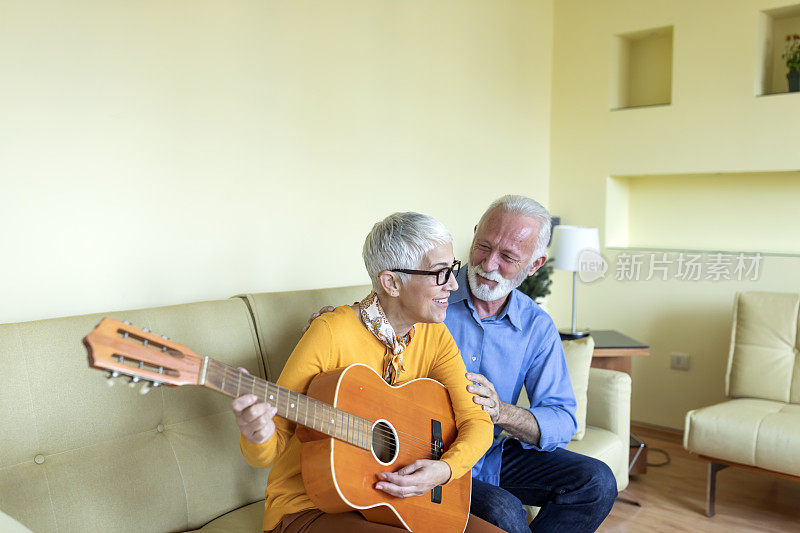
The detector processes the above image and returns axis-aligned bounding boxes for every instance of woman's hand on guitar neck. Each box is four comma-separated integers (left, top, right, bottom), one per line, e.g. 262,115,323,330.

375,459,452,498
231,368,278,444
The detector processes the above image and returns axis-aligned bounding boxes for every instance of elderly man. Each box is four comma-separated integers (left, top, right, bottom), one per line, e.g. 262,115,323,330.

447,195,617,532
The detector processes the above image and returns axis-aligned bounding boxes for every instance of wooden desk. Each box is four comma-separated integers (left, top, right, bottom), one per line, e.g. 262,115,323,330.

588,330,650,476
589,329,649,376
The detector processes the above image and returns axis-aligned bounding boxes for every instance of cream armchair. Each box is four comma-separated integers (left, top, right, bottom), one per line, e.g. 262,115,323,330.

684,291,800,516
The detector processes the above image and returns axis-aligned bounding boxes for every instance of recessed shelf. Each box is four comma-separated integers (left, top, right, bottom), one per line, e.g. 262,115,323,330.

611,26,673,110
606,246,800,259
610,103,671,112
605,171,800,255
756,90,800,98
757,4,800,96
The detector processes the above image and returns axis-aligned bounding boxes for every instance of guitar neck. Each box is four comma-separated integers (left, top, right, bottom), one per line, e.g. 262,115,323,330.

201,358,373,451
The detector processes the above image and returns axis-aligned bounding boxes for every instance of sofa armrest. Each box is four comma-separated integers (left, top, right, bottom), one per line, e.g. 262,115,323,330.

586,368,631,443
0,510,32,533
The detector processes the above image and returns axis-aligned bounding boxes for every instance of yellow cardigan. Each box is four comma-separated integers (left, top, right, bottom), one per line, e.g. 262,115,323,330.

240,305,493,531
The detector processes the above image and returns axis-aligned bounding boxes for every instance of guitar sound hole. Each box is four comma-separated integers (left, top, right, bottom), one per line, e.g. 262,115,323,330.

371,421,397,465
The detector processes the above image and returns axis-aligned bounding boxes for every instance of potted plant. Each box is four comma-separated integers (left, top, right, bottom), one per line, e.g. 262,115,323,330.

782,34,800,92
517,258,554,304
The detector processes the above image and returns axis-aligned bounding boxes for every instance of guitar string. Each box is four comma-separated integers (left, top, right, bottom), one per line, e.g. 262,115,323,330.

212,365,441,456
109,328,441,456
211,367,438,457
213,363,439,449
212,365,439,456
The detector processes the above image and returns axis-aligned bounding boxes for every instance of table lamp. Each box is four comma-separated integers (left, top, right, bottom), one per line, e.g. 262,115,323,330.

550,225,600,340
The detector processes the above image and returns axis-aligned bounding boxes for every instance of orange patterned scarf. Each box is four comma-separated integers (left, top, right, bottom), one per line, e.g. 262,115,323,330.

358,292,414,384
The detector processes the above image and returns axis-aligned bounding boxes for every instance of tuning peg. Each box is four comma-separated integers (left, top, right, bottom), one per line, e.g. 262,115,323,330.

142,327,150,333
151,381,161,388
128,376,141,388
106,370,120,387
123,320,131,325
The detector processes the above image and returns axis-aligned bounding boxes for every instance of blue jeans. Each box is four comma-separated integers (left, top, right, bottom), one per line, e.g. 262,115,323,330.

470,440,618,533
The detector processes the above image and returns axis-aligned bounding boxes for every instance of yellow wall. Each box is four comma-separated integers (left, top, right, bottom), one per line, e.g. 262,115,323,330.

10,0,793,431
550,0,800,429
0,0,554,324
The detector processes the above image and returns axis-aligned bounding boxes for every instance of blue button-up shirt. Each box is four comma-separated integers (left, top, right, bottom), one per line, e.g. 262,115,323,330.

444,267,577,485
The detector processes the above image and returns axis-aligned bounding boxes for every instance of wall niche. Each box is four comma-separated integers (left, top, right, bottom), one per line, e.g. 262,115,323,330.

611,25,673,110
757,4,800,96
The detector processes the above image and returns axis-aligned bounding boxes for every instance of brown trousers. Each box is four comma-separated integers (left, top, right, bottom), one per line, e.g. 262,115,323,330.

268,509,503,533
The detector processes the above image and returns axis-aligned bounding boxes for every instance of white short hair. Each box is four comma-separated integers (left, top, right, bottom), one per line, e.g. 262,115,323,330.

479,195,552,259
363,212,452,290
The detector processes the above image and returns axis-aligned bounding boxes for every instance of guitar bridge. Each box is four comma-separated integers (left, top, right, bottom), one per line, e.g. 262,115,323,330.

430,419,444,504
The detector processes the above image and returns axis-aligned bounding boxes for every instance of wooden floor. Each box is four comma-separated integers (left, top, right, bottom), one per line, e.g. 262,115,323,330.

599,425,800,532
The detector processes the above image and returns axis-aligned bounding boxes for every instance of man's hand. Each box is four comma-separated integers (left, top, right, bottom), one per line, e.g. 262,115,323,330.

231,368,277,444
468,372,542,446
466,372,504,424
375,459,451,498
302,306,335,333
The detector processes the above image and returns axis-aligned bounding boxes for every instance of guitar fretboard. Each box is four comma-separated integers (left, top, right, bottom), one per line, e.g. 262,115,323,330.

203,359,373,451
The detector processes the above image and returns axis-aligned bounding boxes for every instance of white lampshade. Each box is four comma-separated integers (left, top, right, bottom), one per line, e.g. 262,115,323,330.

550,225,600,272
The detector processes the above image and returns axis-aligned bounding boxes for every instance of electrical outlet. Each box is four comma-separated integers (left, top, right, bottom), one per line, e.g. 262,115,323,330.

670,353,690,371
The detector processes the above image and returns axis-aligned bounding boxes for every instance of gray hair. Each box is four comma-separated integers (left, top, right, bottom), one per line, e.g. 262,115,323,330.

363,212,453,291
478,195,552,259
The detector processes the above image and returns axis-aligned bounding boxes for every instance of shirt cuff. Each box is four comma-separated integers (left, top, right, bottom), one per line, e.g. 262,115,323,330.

523,406,564,451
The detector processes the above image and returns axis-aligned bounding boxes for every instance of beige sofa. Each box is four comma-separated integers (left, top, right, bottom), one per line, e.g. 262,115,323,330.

0,285,630,532
684,291,800,517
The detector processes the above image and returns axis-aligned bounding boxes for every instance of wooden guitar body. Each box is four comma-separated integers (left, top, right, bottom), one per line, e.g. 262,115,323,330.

298,364,470,533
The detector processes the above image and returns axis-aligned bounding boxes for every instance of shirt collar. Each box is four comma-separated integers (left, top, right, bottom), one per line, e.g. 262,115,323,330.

450,266,471,304
451,265,524,330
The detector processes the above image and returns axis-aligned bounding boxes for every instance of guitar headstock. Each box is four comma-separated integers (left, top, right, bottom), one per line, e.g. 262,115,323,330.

84,318,205,392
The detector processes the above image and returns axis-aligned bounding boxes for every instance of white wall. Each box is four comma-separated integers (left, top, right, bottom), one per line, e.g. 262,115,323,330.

1,0,554,324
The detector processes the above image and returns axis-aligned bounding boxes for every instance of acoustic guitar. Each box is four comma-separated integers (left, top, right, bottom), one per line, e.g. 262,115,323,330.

83,318,470,532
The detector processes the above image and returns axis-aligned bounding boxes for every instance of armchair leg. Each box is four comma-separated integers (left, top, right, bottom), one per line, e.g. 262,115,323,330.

706,461,728,517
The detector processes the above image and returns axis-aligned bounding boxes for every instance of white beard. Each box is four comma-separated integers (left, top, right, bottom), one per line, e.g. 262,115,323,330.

467,264,529,302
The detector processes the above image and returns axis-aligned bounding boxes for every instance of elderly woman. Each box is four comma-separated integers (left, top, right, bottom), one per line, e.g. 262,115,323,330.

232,212,497,532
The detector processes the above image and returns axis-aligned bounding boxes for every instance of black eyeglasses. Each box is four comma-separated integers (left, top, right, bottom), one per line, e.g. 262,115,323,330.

390,260,461,286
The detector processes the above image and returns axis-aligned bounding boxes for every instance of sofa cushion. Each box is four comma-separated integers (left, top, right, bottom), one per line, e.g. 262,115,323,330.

563,336,594,440
0,509,32,533
566,426,627,492
684,398,800,476
0,299,266,532
726,291,800,403
237,285,371,380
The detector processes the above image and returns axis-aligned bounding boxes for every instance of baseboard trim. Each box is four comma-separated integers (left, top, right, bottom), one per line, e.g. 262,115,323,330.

631,421,683,443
